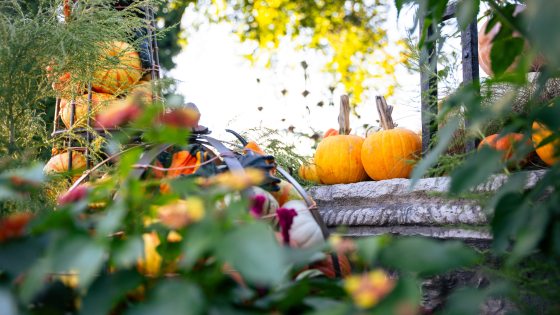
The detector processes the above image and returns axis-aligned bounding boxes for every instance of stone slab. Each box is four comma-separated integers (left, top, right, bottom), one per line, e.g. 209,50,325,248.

308,170,546,239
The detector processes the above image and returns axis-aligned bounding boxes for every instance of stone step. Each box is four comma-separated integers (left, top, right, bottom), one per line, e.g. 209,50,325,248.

308,170,545,241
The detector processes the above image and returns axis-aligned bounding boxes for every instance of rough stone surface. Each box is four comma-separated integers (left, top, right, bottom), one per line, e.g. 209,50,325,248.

307,170,548,315
308,170,545,240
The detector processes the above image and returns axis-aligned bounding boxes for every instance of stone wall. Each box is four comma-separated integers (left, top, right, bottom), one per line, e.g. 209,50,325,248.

307,170,547,315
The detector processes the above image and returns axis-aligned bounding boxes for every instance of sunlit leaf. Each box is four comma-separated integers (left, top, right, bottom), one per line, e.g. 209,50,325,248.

491,192,527,254
355,235,389,263
380,238,480,276
490,37,524,76
456,0,479,30
410,117,460,187
449,148,503,194
96,201,126,236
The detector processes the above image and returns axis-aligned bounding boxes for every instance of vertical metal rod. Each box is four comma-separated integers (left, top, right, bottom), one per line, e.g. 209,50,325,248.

53,97,60,135
144,6,157,82
85,83,93,173
461,19,480,153
420,21,438,155
67,99,76,181
148,7,161,80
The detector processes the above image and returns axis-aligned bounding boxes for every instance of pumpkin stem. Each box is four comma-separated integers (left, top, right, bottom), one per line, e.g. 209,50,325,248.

338,95,351,135
376,96,395,130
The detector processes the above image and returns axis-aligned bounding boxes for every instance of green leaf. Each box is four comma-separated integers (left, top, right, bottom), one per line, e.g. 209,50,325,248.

490,37,524,76
51,235,106,290
410,117,460,187
0,235,48,277
113,236,144,269
180,223,217,269
355,236,389,263
216,222,286,286
509,205,549,265
81,270,143,315
486,172,527,214
442,282,511,315
380,238,480,276
124,279,205,315
449,147,503,194
96,201,126,237
491,192,527,253
456,0,479,30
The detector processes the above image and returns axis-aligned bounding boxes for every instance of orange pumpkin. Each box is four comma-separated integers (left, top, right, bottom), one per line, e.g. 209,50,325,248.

92,41,142,95
43,151,87,179
60,92,115,128
323,128,339,138
361,97,421,180
315,95,368,185
478,133,532,164
244,141,265,155
532,122,559,166
298,162,322,184
478,6,544,76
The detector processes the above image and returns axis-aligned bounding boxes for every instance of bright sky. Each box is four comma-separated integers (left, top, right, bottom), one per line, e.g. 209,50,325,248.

168,3,469,155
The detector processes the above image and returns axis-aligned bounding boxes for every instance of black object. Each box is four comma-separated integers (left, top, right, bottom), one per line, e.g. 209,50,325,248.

419,3,480,154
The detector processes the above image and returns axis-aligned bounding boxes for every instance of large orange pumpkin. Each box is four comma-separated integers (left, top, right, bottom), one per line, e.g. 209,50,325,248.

92,41,142,95
60,92,115,128
478,6,544,76
478,132,532,165
361,96,421,180
43,151,87,179
532,122,559,166
315,95,368,184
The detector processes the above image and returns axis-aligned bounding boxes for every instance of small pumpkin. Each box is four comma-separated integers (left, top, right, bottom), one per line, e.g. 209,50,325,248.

270,179,303,206
92,41,142,95
282,200,325,249
43,151,87,179
532,122,559,166
244,141,265,155
478,132,532,165
60,92,115,128
323,128,339,138
315,95,368,184
298,162,322,184
361,96,421,180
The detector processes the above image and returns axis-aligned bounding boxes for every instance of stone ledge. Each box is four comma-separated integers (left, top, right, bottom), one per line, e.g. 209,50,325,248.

309,170,546,240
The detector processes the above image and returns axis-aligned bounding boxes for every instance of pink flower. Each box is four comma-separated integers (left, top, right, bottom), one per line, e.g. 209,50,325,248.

58,184,89,205
250,194,266,218
276,207,298,245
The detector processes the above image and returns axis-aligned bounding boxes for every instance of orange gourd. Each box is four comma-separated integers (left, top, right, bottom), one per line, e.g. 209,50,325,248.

532,122,559,166
92,41,142,95
60,92,115,128
43,151,87,179
298,162,322,184
323,128,339,138
361,96,421,180
315,95,368,184
270,180,303,206
478,133,532,165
